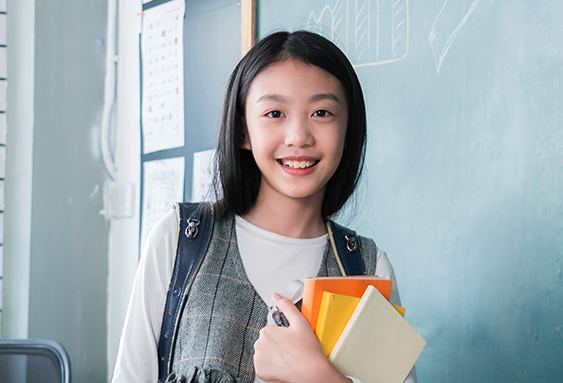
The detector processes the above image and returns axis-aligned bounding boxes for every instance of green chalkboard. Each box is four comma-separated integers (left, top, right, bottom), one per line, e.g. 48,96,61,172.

258,1,563,382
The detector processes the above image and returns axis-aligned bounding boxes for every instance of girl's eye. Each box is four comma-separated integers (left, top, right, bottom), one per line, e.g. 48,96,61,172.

313,110,331,117
266,110,283,118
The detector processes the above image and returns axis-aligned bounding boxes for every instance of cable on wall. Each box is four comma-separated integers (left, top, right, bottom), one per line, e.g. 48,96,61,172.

101,0,119,181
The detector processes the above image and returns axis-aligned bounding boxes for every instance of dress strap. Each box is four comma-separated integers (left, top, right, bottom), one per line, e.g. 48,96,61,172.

326,220,366,276
157,202,214,383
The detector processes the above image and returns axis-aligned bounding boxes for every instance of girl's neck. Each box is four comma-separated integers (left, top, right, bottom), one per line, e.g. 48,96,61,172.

241,190,327,239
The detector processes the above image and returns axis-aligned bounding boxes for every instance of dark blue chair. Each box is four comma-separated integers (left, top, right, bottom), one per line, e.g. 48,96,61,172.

0,339,71,383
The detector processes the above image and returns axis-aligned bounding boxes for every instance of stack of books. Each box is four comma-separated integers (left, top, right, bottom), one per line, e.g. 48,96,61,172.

302,277,426,383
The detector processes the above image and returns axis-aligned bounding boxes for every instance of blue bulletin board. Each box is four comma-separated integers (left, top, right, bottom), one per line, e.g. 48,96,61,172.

139,0,241,247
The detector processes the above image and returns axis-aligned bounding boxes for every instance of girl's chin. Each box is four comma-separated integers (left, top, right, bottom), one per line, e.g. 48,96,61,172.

271,185,326,202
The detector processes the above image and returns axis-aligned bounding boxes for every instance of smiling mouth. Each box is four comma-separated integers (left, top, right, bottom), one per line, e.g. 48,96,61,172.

277,159,320,169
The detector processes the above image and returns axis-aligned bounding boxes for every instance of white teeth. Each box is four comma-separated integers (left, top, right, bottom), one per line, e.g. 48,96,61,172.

281,160,315,169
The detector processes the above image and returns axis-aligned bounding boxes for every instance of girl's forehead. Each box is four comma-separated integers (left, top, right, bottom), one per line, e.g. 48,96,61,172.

248,59,345,100
259,58,329,76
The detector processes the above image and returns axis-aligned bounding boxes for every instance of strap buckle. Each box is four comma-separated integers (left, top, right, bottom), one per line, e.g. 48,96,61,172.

345,235,357,252
185,218,200,238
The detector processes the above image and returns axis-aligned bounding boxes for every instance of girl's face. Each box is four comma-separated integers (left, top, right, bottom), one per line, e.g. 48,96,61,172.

242,59,348,206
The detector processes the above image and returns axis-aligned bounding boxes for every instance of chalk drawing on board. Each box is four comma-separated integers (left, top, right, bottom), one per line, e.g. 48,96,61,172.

390,0,408,61
354,0,370,60
305,0,409,68
428,0,481,73
306,0,350,52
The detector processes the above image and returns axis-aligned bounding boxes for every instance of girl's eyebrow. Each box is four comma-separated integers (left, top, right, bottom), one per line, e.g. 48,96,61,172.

256,93,341,103
256,94,286,103
309,93,341,103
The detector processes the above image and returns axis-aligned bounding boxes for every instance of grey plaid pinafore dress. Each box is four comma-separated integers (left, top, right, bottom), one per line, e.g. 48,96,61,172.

165,215,379,383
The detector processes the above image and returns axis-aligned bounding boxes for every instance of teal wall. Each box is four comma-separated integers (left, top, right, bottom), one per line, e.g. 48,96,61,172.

259,1,563,382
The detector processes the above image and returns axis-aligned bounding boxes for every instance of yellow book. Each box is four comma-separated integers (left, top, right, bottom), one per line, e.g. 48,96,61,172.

392,304,406,317
315,291,361,356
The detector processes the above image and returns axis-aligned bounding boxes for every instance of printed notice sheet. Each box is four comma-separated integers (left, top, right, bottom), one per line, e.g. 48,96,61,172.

140,157,185,250
191,149,216,202
141,0,185,153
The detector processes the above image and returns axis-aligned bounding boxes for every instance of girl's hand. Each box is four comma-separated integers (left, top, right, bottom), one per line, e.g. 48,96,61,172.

254,292,351,383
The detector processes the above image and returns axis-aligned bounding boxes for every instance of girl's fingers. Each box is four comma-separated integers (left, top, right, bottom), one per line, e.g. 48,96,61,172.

271,292,307,328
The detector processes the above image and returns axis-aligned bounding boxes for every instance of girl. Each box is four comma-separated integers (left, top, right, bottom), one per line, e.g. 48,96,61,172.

112,31,417,383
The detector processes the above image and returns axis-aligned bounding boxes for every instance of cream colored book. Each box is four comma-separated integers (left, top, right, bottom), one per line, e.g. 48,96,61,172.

329,286,427,383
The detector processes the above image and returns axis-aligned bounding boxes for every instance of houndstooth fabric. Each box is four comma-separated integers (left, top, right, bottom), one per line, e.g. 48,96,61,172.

170,214,378,383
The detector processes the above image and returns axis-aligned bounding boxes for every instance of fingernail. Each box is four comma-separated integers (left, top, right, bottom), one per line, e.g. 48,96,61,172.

272,292,282,299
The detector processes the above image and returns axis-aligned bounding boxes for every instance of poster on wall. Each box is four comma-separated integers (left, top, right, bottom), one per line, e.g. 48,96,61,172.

141,0,185,153
191,149,216,202
140,157,185,250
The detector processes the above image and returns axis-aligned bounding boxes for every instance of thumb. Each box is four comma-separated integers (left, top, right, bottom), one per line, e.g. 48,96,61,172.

272,292,307,328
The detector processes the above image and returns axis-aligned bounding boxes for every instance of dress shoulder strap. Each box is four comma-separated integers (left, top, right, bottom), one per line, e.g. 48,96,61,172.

157,202,213,383
326,220,366,276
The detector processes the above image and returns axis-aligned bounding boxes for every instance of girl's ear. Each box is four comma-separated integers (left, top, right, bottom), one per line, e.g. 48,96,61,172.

239,117,252,150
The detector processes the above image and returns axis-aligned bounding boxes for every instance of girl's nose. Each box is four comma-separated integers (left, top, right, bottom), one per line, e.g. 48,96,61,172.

284,117,314,148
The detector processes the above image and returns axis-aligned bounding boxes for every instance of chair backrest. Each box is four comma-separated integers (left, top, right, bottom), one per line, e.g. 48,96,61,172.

0,339,71,383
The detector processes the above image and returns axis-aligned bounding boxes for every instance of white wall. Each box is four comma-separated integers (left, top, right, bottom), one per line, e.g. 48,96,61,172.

3,1,142,379
106,0,142,380
2,0,34,339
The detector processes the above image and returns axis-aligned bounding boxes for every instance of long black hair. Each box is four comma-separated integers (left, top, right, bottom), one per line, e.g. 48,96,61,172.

213,30,367,221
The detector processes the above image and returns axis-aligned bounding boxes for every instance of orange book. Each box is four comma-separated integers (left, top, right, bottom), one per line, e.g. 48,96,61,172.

302,276,393,331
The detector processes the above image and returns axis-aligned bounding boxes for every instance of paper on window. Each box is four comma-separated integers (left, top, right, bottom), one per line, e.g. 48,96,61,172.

140,157,185,251
141,0,185,153
191,149,216,202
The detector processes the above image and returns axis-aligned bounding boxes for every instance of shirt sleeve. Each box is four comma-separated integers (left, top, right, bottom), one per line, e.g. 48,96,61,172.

111,209,178,383
374,249,419,383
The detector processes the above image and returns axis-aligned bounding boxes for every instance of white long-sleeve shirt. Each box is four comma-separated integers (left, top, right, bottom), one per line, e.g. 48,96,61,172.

111,210,417,383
